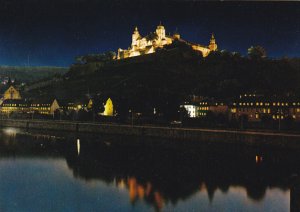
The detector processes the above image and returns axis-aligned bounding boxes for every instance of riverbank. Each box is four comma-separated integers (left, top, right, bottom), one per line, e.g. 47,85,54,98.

1,119,300,149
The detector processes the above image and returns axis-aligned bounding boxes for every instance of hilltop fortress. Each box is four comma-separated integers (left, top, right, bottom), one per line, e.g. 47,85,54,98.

117,23,217,59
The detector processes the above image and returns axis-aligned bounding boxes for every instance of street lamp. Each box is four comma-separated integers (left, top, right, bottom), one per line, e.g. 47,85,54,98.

129,109,133,126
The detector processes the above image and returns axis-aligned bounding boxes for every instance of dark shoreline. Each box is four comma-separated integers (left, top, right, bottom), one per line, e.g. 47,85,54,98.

1,119,300,149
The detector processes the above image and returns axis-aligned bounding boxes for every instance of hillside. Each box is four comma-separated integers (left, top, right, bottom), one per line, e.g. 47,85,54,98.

0,66,68,83
25,45,300,118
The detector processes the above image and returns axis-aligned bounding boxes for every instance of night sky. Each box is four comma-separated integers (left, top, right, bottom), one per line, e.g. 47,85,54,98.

0,0,299,67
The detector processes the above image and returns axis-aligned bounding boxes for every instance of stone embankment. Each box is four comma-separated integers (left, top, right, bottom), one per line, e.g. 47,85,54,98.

1,119,300,149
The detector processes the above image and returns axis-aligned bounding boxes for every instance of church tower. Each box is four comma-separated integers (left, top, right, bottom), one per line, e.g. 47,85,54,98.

132,26,140,47
155,23,166,40
209,33,217,51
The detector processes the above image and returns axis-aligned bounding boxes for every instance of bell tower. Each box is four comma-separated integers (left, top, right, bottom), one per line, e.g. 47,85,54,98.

132,26,140,47
209,33,217,51
155,22,166,40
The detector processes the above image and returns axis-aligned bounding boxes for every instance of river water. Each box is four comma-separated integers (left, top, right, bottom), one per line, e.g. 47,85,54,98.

0,127,298,211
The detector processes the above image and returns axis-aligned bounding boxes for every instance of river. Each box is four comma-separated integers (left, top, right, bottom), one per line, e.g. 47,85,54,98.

0,127,297,211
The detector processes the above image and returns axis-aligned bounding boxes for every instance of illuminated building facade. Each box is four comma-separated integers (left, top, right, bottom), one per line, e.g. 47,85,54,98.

3,86,22,100
0,99,28,114
181,104,199,118
181,98,228,118
182,94,300,122
63,99,93,111
117,23,217,59
230,94,300,122
198,100,228,117
30,99,60,115
0,86,26,114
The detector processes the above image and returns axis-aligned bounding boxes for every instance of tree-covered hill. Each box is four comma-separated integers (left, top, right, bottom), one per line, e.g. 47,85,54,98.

25,43,300,119
0,66,68,83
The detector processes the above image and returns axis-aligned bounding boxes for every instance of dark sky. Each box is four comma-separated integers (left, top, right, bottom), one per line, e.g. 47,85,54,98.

0,0,299,67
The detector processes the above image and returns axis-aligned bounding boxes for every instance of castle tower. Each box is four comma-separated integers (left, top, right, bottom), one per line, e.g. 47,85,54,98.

209,33,217,51
156,22,166,40
173,27,180,39
132,26,140,47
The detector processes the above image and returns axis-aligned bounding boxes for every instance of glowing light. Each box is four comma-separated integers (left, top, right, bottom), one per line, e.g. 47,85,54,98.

77,139,80,155
256,155,263,163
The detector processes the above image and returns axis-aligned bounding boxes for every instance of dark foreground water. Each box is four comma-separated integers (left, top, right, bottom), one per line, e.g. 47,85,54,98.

0,127,299,211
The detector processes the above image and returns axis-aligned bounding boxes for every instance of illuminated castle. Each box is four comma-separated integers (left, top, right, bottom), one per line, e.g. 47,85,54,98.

117,23,217,59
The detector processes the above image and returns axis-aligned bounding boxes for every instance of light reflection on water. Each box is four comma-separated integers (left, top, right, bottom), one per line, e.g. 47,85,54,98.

0,128,297,211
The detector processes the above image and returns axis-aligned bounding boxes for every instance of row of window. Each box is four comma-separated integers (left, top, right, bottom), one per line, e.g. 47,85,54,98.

235,102,300,107
2,104,51,107
236,108,271,113
232,107,300,113
31,104,51,107
0,107,50,112
31,107,51,111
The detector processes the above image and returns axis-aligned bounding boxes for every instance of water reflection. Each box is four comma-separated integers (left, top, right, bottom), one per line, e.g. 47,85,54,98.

255,155,263,164
77,139,80,156
3,127,19,136
0,128,298,211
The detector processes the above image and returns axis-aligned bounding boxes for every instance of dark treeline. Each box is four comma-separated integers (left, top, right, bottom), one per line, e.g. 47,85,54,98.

0,66,68,83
